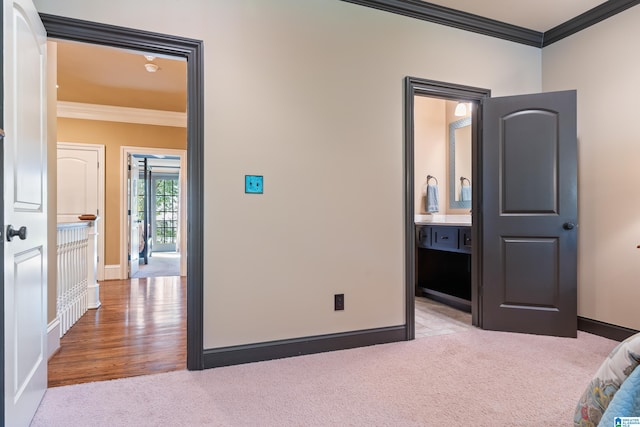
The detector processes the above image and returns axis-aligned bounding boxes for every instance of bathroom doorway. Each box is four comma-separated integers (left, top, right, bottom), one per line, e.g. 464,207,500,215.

411,95,476,338
405,77,578,339
404,77,491,339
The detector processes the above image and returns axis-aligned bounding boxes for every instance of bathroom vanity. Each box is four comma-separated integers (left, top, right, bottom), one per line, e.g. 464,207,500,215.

415,215,471,312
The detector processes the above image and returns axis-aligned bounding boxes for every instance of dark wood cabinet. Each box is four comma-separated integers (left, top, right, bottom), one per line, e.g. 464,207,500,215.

415,225,471,312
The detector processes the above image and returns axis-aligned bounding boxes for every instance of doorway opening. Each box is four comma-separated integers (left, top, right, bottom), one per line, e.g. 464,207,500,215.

131,154,182,278
404,77,491,340
122,148,187,280
412,96,474,338
50,39,189,386
42,13,205,383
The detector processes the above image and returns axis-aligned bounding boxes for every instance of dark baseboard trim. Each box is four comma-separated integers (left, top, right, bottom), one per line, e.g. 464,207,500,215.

340,0,543,47
203,326,407,368
543,0,640,46
578,317,639,342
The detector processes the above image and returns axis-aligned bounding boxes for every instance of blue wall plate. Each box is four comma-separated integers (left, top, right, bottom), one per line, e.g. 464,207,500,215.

245,175,263,194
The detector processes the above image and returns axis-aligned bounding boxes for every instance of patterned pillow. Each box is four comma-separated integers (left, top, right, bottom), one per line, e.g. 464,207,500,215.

574,333,640,427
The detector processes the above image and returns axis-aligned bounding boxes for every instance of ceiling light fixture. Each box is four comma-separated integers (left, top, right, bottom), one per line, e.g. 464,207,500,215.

144,63,159,73
143,55,156,62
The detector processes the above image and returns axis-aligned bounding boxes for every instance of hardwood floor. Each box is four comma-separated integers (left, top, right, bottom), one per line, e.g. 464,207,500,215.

48,276,186,387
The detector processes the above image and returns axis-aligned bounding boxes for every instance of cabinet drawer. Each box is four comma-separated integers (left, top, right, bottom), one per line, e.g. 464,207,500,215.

416,226,431,248
431,226,459,251
459,227,472,253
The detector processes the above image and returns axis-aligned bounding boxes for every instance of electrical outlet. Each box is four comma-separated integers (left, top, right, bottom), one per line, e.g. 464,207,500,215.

334,294,344,311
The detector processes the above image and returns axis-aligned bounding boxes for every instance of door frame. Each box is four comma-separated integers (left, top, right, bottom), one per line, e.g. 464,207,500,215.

404,77,490,338
121,146,187,278
40,14,205,370
57,142,106,282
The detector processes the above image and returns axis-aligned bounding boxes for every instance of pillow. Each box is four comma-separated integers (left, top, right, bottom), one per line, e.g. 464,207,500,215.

598,363,640,426
574,333,640,427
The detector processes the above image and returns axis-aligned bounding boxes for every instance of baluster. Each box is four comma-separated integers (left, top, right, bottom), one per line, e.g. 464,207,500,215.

56,222,92,337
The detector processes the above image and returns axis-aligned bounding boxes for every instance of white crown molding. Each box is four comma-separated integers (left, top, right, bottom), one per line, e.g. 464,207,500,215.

57,101,187,128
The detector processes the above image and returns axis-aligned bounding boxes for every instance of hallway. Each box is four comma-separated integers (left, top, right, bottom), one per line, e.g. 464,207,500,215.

48,276,186,387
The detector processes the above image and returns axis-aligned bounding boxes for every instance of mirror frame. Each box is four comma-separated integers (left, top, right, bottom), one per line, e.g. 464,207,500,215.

449,116,472,209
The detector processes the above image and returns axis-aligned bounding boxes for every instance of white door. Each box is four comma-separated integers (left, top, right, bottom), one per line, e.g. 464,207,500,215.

3,0,48,425
128,155,140,277
57,146,98,219
57,143,105,280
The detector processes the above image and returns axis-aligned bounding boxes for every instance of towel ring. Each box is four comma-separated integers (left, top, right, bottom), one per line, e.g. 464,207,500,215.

460,176,471,186
427,175,438,185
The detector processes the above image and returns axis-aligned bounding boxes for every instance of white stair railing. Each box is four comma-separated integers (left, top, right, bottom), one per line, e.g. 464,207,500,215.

57,220,100,337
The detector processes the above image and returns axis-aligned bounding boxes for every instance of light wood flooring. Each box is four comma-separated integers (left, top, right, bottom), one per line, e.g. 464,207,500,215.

48,279,469,387
48,276,186,387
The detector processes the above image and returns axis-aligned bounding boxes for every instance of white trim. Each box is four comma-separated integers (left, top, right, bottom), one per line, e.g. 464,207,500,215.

57,101,187,128
57,142,106,281
104,265,122,281
120,146,188,279
87,223,102,309
47,319,61,359
88,283,102,309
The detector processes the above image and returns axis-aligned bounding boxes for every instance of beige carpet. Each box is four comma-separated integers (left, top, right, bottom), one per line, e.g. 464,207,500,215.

32,329,615,426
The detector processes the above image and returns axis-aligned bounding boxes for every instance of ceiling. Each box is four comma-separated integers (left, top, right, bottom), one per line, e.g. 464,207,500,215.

56,40,187,112
422,0,607,32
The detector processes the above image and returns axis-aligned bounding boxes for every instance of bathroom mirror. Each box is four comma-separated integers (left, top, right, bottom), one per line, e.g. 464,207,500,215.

449,116,472,209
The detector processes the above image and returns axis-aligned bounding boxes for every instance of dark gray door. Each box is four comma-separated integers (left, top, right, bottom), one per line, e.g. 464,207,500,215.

482,90,577,337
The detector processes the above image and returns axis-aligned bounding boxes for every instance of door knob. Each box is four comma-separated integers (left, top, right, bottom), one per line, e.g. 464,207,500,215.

562,222,575,230
6,225,27,241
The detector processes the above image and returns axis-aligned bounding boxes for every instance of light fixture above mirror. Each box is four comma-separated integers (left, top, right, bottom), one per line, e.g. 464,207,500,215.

454,102,472,117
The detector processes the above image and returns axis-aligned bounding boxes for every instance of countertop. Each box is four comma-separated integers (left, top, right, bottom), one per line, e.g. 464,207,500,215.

415,214,471,226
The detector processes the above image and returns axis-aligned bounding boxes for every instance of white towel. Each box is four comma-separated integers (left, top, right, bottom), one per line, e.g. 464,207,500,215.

426,184,439,213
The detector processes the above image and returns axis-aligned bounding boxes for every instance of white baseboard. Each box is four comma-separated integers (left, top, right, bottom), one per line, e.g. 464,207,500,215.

104,264,122,280
47,319,61,359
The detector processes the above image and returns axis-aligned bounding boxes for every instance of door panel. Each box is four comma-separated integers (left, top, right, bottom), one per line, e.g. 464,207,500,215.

57,148,98,217
14,248,45,393
3,0,48,425
502,111,558,213
503,238,558,307
482,90,577,337
13,7,45,210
